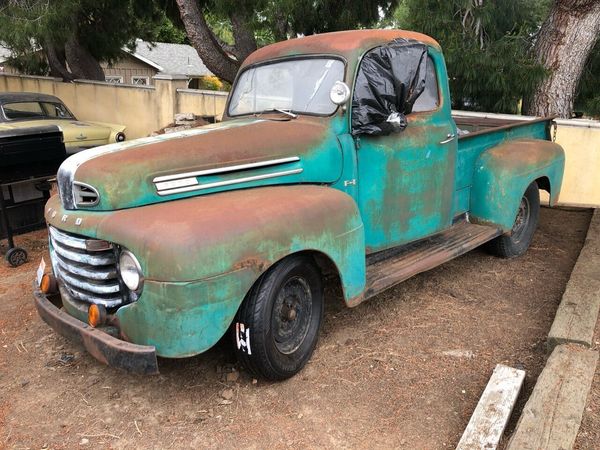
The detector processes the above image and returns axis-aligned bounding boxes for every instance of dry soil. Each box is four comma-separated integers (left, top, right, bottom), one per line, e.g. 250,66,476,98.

0,207,594,449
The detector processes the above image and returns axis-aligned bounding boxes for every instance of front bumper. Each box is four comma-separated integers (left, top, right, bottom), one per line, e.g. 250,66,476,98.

33,286,159,375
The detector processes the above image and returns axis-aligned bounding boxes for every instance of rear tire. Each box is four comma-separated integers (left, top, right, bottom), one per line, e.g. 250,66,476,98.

232,254,324,381
486,181,540,258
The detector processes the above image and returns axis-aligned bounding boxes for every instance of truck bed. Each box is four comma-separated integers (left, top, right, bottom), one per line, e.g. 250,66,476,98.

453,114,554,198
453,112,554,142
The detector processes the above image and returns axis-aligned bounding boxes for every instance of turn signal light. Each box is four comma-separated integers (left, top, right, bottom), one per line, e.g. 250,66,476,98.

40,274,58,295
88,304,107,328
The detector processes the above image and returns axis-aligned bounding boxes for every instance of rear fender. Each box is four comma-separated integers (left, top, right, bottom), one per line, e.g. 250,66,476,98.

470,139,565,231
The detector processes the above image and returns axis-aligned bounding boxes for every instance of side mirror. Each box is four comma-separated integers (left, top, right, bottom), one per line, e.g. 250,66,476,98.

330,81,351,105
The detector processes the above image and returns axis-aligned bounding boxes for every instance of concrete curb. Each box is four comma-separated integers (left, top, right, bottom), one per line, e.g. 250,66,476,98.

548,209,600,351
507,209,600,449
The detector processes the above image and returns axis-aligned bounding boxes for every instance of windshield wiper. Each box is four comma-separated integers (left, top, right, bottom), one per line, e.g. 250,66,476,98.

274,108,298,119
255,108,298,119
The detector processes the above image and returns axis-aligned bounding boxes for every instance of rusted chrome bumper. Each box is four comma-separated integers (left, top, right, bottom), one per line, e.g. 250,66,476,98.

33,287,159,375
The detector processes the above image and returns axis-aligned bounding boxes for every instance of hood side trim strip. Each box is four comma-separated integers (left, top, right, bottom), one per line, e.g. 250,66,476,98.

156,168,303,196
152,156,301,183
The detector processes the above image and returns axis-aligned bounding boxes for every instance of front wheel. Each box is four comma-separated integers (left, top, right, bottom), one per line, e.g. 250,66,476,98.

486,181,540,258
232,254,324,380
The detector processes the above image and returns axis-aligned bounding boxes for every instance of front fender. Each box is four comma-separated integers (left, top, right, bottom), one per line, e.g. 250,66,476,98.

46,185,366,357
94,185,366,301
470,139,565,231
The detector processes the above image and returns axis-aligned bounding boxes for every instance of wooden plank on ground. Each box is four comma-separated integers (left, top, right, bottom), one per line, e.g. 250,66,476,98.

507,344,599,450
548,210,600,351
456,364,526,450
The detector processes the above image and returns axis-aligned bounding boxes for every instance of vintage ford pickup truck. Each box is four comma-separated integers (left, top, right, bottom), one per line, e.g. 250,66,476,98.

34,30,565,380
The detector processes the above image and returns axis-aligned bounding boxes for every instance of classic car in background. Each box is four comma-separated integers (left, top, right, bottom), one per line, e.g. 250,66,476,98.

0,92,126,154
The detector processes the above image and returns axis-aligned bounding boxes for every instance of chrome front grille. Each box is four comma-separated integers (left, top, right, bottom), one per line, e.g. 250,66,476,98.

48,226,124,307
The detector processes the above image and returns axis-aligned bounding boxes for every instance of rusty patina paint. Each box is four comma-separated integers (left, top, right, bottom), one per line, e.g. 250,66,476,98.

73,116,344,210
46,185,365,357
241,30,441,69
355,46,457,252
470,139,565,231
41,30,566,363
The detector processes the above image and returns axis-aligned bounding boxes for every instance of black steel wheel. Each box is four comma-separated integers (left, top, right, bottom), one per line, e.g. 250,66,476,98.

486,181,540,258
232,254,324,380
6,247,28,267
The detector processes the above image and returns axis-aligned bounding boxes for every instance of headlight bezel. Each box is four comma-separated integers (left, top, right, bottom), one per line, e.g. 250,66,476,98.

118,249,144,294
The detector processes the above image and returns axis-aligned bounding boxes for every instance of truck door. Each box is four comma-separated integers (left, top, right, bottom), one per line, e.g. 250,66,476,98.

354,48,457,253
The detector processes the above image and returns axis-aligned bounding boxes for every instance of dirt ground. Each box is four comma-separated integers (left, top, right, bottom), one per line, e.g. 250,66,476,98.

0,207,594,449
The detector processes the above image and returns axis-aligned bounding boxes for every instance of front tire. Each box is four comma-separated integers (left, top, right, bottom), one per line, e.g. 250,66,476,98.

486,181,540,258
232,255,324,380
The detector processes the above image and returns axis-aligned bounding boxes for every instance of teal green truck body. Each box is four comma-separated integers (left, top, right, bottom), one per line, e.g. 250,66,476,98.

35,30,565,371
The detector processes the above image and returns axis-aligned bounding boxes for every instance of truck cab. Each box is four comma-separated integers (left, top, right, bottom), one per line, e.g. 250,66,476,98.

34,30,565,380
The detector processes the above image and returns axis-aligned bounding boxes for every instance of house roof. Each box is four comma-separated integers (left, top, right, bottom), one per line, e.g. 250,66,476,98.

127,40,213,77
0,44,12,64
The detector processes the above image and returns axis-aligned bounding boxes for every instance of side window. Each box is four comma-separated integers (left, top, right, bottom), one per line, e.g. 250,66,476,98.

412,57,439,113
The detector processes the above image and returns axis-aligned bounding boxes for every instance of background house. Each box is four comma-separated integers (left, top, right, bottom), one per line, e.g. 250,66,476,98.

103,39,215,88
0,45,18,75
0,40,217,89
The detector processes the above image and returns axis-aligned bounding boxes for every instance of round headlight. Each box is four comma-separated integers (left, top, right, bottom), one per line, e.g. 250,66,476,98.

116,132,126,142
119,250,143,292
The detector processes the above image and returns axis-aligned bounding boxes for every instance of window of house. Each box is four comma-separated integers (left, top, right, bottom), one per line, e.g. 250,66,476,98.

412,57,440,113
105,76,123,84
132,76,149,86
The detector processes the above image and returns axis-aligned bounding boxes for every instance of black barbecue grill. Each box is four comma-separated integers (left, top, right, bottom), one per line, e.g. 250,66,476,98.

0,126,66,267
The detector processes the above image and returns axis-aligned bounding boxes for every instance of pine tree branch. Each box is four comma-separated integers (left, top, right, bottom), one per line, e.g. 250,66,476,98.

175,0,240,83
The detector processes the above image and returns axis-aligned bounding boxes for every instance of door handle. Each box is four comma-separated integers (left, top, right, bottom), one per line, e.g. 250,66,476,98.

440,133,456,145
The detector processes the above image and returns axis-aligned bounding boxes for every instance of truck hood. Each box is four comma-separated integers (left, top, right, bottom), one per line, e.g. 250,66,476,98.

57,117,344,211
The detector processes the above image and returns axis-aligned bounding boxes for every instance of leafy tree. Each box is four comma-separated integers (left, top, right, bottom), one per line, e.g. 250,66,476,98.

0,0,168,80
391,0,549,114
173,0,399,83
155,12,189,45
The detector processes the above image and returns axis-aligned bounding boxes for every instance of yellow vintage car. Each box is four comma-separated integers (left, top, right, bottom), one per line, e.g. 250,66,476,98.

0,92,126,154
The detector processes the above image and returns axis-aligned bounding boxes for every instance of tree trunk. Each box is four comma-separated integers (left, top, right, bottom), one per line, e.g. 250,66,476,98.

525,0,600,118
175,0,241,83
64,35,105,81
44,43,75,82
272,11,290,42
229,11,258,60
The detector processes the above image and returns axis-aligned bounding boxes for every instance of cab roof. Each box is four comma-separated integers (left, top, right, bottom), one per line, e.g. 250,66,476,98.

242,29,441,68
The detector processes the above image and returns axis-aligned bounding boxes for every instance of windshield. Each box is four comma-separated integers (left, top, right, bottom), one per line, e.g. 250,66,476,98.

2,101,75,121
228,58,345,116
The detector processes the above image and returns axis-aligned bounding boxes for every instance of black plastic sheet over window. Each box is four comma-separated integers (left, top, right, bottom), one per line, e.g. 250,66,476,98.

352,38,428,136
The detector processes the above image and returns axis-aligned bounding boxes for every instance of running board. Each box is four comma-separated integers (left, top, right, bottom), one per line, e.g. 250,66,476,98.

364,221,501,299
